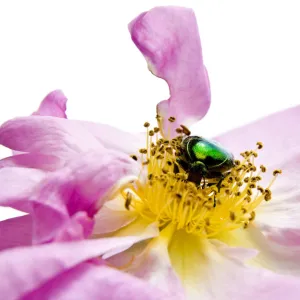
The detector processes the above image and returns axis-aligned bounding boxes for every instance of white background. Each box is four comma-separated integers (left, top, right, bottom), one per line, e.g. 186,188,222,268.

0,0,299,220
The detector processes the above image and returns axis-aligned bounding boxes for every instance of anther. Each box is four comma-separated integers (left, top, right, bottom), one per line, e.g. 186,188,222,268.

149,130,154,136
256,142,263,149
154,127,160,133
227,176,234,183
156,114,162,121
243,221,249,229
180,124,191,136
229,211,236,221
235,160,241,166
175,193,182,199
130,155,138,161
144,122,150,128
244,196,252,203
142,159,150,165
167,160,173,166
264,193,272,201
257,186,264,193
165,146,173,155
264,188,272,201
176,128,183,134
249,211,256,221
260,165,267,172
139,148,148,154
125,192,133,210
162,168,168,174
168,116,176,123
273,169,282,176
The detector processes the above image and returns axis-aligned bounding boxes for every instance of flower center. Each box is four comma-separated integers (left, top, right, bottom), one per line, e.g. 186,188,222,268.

122,119,281,238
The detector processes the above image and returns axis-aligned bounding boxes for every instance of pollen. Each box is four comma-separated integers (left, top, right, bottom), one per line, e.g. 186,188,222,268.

122,119,281,238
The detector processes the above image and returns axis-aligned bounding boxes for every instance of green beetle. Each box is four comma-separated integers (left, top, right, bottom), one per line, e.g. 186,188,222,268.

177,136,235,205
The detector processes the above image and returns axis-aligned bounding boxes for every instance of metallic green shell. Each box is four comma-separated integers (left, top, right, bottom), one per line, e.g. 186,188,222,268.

186,137,232,169
192,141,228,161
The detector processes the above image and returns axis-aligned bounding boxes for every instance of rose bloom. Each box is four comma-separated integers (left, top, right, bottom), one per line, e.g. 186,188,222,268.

1,6,300,300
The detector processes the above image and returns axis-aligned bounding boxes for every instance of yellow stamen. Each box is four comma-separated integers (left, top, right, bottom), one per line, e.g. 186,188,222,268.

124,121,281,239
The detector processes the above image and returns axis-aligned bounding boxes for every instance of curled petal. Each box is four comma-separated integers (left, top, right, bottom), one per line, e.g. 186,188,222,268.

31,149,138,243
129,6,210,138
53,212,95,242
0,167,69,243
33,90,67,118
0,149,138,243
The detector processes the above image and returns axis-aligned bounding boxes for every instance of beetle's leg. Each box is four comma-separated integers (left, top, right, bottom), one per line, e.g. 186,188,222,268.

189,161,208,186
201,177,206,189
213,173,231,207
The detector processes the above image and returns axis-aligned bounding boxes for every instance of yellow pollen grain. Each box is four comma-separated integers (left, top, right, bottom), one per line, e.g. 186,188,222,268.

123,120,281,238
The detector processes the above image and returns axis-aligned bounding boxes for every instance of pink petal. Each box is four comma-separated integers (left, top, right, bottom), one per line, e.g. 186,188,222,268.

0,148,138,244
215,106,300,246
230,225,300,276
215,105,300,168
0,215,32,251
128,235,185,299
0,116,103,162
0,167,69,244
0,116,143,160
0,153,63,171
129,6,211,138
93,204,137,235
51,148,139,215
23,263,167,300
0,234,158,300
33,149,138,243
169,230,300,299
33,90,67,118
0,167,47,213
11,90,68,157
256,186,300,246
80,121,144,155
52,212,94,242
105,223,184,299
